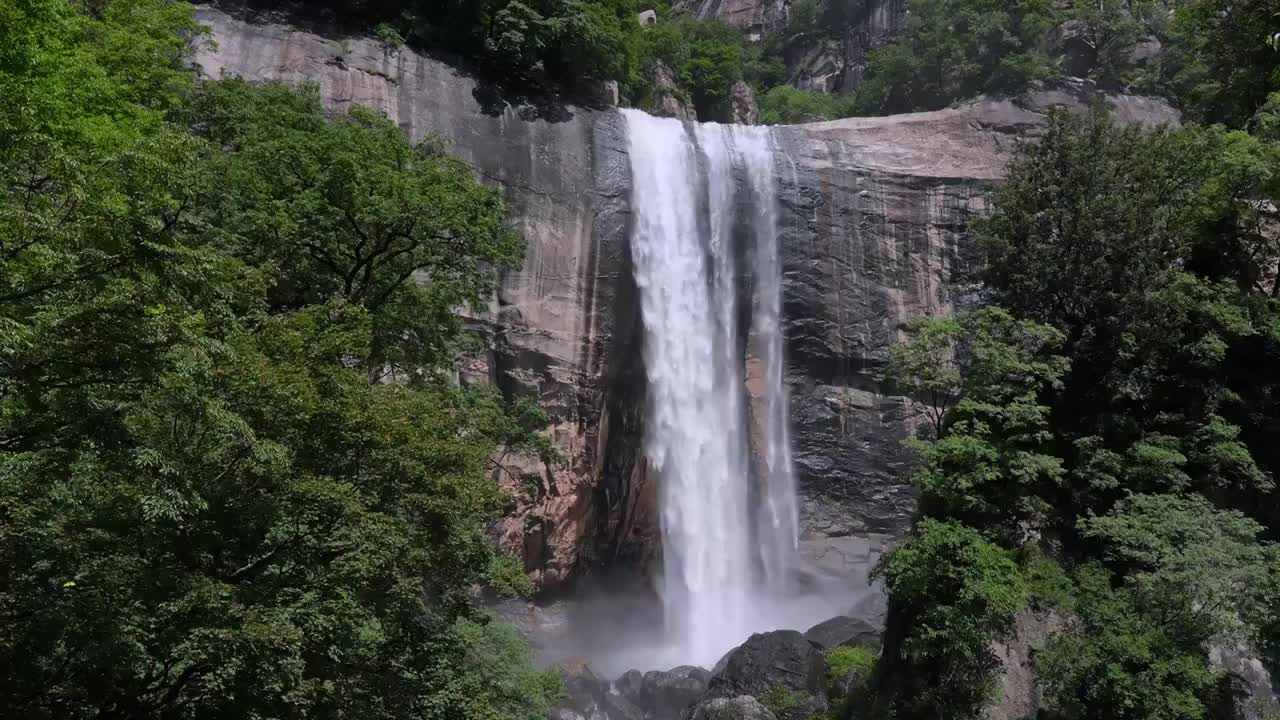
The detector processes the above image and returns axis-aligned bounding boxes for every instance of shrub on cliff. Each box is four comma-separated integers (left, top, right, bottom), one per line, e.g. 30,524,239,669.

1036,565,1220,720
757,85,857,124
631,9,751,120
886,308,1068,542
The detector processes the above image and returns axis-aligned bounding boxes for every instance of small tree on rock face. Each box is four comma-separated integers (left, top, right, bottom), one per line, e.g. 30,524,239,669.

887,307,1068,441
887,308,1069,539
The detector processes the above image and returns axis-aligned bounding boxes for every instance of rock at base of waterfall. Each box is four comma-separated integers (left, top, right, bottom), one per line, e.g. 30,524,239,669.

802,615,882,652
554,659,635,720
688,696,778,720
641,665,711,719
616,669,646,704
706,630,827,701
730,81,758,125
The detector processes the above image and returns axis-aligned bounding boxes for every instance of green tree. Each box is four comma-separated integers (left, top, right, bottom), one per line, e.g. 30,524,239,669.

976,108,1278,516
887,308,1068,441
870,520,1028,719
854,0,1059,113
189,79,523,377
1037,564,1220,720
0,2,556,717
887,309,1068,539
1081,493,1279,645
1164,0,1280,127
757,85,857,124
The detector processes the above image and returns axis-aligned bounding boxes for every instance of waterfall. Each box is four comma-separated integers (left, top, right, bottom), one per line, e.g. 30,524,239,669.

740,131,801,590
622,109,799,667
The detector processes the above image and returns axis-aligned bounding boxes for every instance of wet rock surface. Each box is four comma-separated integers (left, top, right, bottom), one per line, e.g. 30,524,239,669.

706,630,827,701
554,660,614,720
803,615,882,651
688,696,778,720
642,666,712,719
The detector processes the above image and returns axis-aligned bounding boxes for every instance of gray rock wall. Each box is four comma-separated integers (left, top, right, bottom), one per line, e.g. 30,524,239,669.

194,3,1179,593
676,0,789,35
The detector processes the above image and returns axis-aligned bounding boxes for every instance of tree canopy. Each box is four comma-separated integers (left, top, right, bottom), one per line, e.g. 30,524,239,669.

0,0,559,717
874,99,1280,720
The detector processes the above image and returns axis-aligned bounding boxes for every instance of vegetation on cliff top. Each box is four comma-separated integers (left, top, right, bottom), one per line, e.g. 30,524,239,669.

0,0,559,717
279,0,1279,125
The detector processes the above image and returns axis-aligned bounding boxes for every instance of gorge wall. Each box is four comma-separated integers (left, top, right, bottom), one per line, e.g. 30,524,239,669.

193,2,1179,596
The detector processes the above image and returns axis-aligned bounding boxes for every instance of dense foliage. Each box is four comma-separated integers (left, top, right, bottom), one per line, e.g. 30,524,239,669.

873,103,1280,719
757,85,857,125
0,0,559,717
854,0,1059,114
854,0,1280,118
871,520,1027,718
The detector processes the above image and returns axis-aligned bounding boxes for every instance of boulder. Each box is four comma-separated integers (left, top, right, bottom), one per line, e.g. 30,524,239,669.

1049,20,1096,78
603,692,646,720
554,659,613,720
651,62,696,121
707,631,827,702
688,696,778,720
984,610,1067,720
1130,36,1163,66
600,79,621,108
616,669,646,705
730,80,759,125
1209,641,1280,720
642,665,711,719
553,659,650,720
803,615,882,652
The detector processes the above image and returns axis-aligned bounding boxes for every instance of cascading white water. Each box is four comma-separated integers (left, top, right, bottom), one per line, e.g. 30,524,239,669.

623,109,800,667
739,131,801,589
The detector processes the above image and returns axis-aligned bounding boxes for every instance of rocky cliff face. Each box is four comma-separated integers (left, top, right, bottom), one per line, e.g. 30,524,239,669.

680,0,905,95
194,3,1179,594
677,0,789,36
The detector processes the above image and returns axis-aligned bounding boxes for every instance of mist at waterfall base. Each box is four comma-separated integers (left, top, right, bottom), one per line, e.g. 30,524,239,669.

507,110,870,677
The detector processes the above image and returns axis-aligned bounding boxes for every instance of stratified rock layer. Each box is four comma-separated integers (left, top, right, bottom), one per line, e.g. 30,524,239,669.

194,3,1179,594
